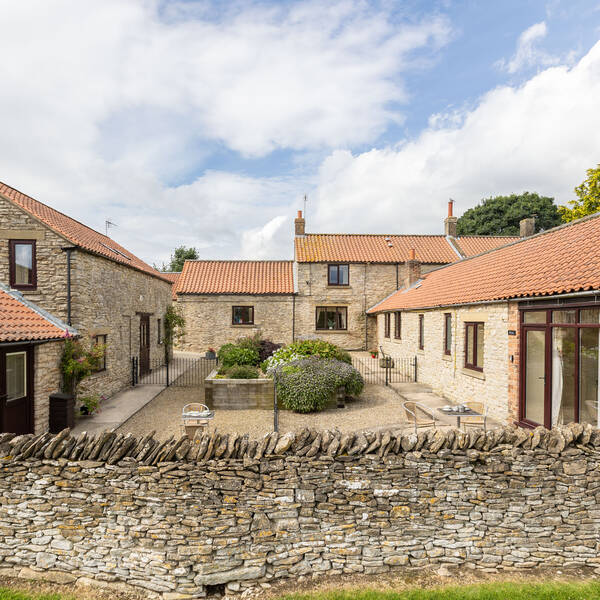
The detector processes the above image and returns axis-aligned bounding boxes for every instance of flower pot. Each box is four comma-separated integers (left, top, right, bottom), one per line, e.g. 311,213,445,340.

79,405,90,416
205,351,216,359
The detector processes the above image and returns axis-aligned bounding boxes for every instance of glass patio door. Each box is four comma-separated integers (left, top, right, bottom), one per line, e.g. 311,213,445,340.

524,328,547,426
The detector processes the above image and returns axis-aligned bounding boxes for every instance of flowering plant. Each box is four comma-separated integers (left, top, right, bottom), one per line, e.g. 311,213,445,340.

60,337,106,397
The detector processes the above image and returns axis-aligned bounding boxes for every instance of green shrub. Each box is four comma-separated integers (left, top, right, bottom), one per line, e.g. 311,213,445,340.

236,334,261,353
218,344,260,367
263,339,351,372
226,365,260,379
273,357,364,413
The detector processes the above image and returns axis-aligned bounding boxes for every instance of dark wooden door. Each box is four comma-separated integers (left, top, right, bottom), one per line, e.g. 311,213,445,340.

0,345,34,434
139,314,151,377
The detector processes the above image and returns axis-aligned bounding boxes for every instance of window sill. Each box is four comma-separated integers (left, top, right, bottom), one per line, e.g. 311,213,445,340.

442,354,452,362
314,330,350,334
231,324,256,328
461,367,485,380
326,285,352,290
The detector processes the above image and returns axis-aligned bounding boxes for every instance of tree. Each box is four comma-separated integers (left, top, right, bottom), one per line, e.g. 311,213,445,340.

162,246,199,272
558,164,600,223
456,192,561,236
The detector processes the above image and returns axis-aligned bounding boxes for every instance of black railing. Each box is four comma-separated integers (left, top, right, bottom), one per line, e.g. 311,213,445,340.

131,354,218,387
351,352,417,386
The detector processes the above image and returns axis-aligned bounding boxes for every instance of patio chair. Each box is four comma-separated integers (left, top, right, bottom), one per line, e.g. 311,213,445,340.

461,400,487,431
403,401,437,434
181,403,214,440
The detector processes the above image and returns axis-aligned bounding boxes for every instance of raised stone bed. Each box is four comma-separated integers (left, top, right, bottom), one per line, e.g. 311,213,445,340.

204,369,278,409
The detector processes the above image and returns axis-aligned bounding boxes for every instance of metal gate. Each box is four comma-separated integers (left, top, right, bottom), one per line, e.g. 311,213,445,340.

351,352,417,386
131,354,217,387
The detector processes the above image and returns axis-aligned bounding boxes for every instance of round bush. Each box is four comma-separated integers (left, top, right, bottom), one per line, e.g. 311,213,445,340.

273,357,364,413
218,344,259,368
263,340,351,372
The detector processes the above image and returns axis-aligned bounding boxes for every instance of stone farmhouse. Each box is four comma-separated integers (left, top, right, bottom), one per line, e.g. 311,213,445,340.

0,182,172,433
176,203,518,352
369,213,600,429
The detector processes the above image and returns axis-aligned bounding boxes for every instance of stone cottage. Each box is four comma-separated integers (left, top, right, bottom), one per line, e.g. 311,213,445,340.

292,203,518,350
0,181,173,419
369,213,600,428
177,260,295,351
0,283,76,434
176,203,518,353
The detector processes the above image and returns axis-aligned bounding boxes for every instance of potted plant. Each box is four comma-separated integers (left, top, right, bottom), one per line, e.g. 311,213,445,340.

370,350,378,359
79,394,102,416
206,347,216,359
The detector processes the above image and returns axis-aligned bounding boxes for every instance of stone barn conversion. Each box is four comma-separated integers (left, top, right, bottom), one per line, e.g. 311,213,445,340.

369,213,600,429
0,181,173,432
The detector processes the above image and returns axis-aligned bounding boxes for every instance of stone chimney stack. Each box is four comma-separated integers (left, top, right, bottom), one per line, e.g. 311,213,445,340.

444,200,458,237
294,210,306,237
520,217,535,238
405,248,421,288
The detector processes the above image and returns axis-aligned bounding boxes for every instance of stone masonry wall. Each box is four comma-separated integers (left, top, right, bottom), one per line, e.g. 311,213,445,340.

378,304,510,423
0,423,598,599
0,197,73,322
178,294,295,353
33,341,63,435
294,263,442,351
71,251,172,399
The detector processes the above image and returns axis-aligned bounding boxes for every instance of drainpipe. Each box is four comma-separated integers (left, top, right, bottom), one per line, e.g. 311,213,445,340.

292,295,296,342
62,247,74,326
364,264,368,351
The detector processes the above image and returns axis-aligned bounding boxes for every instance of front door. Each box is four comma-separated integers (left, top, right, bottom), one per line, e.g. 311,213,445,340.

139,314,150,377
0,346,34,434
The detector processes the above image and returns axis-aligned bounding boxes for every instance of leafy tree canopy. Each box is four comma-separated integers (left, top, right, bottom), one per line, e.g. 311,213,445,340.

161,246,199,272
456,192,561,236
558,164,600,223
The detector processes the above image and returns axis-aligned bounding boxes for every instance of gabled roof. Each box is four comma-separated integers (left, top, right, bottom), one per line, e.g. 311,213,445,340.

0,283,77,343
0,182,172,283
176,260,295,295
368,214,600,313
295,233,518,264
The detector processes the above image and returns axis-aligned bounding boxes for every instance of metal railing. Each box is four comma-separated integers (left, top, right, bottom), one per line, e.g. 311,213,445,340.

351,350,417,386
131,354,217,387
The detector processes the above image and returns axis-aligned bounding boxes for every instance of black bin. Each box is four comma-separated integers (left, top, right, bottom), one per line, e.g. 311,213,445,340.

49,392,74,433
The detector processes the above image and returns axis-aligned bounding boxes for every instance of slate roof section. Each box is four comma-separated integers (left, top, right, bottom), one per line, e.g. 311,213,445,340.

295,234,518,264
368,214,600,313
0,283,77,343
0,182,172,283
176,261,295,295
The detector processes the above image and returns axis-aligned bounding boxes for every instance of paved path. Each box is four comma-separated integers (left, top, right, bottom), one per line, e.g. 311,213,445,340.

72,351,207,436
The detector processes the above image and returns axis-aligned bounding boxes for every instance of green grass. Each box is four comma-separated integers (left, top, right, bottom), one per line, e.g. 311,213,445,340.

0,589,68,600
278,581,600,600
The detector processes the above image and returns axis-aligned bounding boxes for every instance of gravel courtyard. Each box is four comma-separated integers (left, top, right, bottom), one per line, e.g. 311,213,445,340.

117,382,407,441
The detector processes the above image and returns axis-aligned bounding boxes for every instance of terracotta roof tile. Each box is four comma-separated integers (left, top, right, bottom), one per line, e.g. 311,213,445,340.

368,215,600,313
176,261,294,295
295,234,518,264
161,272,180,300
453,235,519,256
0,285,74,342
0,182,172,283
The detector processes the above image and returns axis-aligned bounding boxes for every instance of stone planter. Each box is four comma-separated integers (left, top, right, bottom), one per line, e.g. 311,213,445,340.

205,370,280,409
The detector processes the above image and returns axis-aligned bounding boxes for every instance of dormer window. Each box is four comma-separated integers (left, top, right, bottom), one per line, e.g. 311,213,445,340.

9,240,36,290
328,264,349,286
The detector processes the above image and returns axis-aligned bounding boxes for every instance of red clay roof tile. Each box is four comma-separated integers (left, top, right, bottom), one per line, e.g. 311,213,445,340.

0,182,172,283
368,214,600,313
176,261,294,295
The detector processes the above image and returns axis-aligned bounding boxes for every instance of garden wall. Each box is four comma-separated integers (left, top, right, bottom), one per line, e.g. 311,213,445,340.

0,423,599,599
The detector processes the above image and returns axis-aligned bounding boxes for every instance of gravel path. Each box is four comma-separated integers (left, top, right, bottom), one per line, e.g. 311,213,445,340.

117,383,408,441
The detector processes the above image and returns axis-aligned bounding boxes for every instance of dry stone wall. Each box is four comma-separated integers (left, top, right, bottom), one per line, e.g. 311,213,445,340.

0,423,599,599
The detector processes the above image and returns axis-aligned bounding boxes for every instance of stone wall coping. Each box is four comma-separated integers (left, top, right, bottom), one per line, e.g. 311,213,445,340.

205,369,271,384
0,422,597,467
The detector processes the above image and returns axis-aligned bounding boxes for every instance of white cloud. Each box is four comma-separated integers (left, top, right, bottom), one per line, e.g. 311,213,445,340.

240,215,290,260
0,0,449,263
310,41,600,237
497,21,576,74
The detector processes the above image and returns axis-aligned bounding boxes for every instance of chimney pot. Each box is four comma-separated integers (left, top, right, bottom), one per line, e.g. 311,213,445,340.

297,210,302,218
448,200,454,217
520,217,535,238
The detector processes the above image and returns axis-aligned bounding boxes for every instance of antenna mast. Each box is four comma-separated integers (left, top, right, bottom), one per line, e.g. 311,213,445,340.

105,219,117,237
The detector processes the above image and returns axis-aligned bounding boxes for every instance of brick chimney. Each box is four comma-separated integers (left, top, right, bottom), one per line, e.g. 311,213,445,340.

404,248,421,288
294,210,306,237
444,200,458,237
520,217,535,237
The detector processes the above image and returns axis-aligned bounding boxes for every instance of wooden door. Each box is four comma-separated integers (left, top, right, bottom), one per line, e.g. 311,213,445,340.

139,314,150,377
0,346,34,434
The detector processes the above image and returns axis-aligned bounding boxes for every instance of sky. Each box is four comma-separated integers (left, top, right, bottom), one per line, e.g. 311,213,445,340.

1,0,599,266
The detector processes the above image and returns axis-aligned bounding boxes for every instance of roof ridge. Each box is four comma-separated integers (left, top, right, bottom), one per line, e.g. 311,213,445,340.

304,232,520,239
184,259,293,263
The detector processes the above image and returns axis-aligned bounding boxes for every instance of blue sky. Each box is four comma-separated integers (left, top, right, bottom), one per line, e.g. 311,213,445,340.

0,0,599,263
